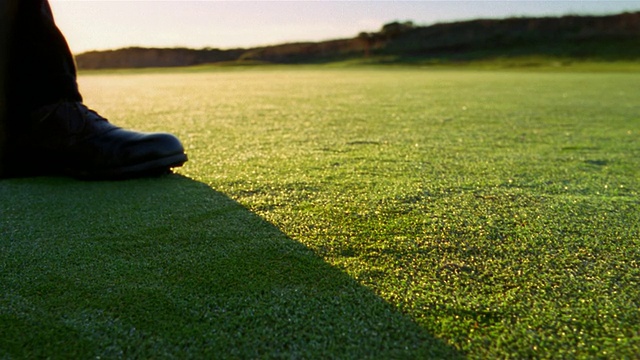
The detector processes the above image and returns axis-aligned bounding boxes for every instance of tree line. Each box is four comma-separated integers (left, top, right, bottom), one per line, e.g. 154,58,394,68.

75,12,640,69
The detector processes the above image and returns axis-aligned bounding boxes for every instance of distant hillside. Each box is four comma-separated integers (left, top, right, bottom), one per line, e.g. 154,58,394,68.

76,47,245,69
382,12,640,61
75,12,640,69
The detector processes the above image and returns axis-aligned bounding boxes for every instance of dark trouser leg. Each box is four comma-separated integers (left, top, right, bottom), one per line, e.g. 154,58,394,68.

0,0,18,175
6,0,82,130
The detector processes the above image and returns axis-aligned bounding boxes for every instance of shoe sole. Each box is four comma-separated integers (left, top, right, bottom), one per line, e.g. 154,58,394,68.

73,153,188,180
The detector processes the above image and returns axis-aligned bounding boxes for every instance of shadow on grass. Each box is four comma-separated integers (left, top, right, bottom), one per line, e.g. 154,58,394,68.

0,174,462,359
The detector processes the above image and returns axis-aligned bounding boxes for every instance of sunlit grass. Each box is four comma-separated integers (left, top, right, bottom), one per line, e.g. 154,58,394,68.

2,66,639,358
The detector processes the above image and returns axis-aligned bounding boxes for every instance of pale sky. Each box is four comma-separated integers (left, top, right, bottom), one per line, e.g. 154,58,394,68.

49,1,640,54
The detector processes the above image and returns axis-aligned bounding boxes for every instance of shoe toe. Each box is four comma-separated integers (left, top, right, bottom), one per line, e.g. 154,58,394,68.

120,130,186,162
88,129,187,178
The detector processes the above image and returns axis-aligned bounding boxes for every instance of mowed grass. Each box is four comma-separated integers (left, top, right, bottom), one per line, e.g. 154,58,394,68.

1,66,639,358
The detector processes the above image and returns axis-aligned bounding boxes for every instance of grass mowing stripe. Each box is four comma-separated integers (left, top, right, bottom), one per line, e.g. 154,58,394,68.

2,66,639,358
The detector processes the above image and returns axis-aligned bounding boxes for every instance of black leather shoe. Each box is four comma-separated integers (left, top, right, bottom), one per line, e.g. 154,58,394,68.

4,101,187,179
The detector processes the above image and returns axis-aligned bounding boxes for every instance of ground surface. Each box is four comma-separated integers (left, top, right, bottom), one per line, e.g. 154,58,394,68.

1,66,639,358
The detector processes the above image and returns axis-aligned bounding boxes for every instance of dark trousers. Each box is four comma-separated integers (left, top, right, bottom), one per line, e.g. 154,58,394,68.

1,0,82,174
3,0,82,127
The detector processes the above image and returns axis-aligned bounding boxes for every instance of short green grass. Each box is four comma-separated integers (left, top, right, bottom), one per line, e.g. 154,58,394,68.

1,65,639,358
